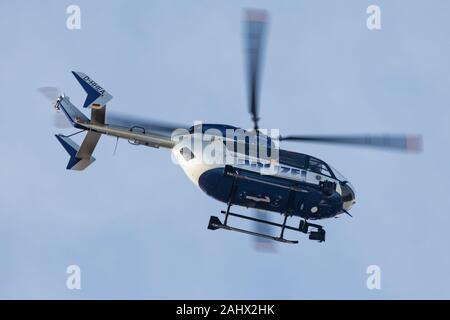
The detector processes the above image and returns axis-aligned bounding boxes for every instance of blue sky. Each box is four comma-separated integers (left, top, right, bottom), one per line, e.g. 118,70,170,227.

1,0,450,299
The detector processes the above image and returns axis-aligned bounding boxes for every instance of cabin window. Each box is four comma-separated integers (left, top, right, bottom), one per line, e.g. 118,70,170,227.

180,147,195,161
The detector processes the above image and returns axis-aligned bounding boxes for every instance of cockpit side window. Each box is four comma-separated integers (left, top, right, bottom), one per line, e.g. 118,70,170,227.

309,157,332,177
180,147,195,161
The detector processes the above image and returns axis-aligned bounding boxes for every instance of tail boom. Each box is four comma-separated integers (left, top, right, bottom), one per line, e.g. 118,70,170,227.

53,71,175,171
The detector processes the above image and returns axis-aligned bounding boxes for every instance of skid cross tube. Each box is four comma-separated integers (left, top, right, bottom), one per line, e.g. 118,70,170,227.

279,214,288,238
224,176,238,226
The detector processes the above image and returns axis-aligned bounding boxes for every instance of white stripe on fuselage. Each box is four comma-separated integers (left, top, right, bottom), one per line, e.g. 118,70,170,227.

171,135,341,195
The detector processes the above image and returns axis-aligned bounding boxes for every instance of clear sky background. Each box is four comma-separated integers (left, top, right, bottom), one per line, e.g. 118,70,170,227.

0,0,449,299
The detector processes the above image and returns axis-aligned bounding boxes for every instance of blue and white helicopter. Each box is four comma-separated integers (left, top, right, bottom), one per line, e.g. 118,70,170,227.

41,10,421,244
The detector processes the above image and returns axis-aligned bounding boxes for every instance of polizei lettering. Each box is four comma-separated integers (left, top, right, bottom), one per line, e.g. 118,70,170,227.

237,158,307,180
83,75,105,95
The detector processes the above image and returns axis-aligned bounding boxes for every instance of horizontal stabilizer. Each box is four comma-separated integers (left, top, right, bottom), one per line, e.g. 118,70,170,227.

72,71,113,109
55,134,98,171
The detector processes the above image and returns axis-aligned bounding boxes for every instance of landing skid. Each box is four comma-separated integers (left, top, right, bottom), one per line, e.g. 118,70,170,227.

208,216,299,244
207,209,326,244
207,165,326,244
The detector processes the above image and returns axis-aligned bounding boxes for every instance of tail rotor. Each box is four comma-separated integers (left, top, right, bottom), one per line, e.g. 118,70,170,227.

37,87,71,128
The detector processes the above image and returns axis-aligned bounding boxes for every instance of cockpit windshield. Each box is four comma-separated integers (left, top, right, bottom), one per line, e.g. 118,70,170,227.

329,165,356,208
329,165,347,182
329,165,355,193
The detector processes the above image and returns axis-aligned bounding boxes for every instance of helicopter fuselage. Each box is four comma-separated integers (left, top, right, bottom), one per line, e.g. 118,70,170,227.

172,129,356,220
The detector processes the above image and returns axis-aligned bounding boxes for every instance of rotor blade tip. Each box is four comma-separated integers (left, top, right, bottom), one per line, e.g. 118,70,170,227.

244,9,269,22
37,87,62,101
406,135,423,152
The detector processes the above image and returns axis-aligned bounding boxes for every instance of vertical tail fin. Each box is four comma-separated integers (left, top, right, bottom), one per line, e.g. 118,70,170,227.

54,71,111,170
72,71,113,109
55,132,100,171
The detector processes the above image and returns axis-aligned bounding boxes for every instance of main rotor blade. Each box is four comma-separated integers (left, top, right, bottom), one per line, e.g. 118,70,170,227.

243,9,269,131
107,112,188,137
252,209,277,253
279,134,422,152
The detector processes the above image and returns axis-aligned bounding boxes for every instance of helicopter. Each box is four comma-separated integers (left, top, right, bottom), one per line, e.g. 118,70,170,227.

41,9,421,244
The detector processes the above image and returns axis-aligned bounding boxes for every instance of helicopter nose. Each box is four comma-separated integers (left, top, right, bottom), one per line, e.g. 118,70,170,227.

341,182,356,210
